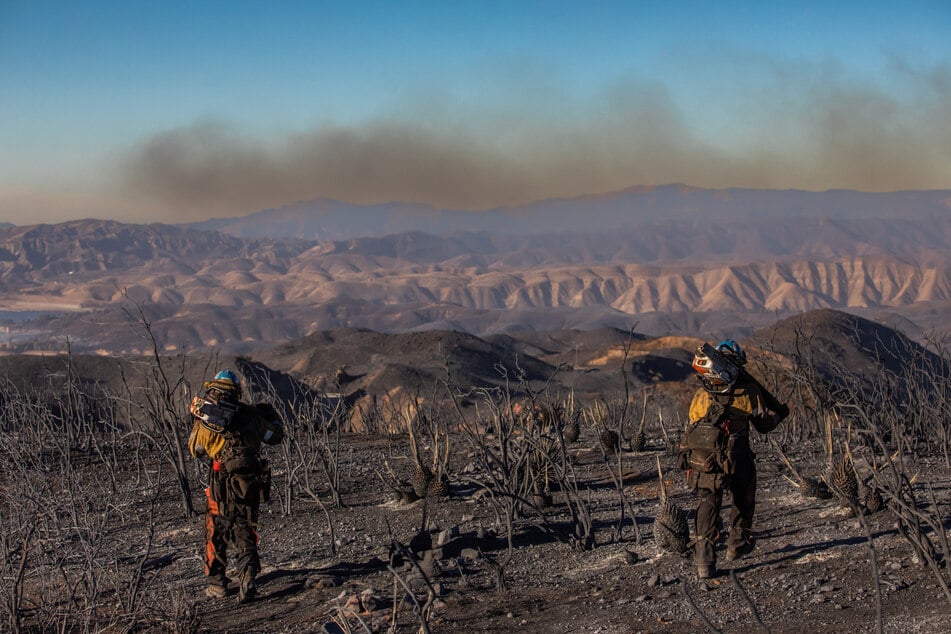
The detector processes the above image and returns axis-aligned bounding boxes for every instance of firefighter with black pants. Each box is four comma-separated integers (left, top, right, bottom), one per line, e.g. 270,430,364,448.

188,370,284,602
682,340,788,579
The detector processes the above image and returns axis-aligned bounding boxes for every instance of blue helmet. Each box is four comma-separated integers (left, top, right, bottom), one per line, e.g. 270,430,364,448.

716,339,747,365
214,369,240,384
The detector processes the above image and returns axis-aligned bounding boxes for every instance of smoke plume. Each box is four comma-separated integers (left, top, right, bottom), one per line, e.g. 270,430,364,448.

109,59,951,220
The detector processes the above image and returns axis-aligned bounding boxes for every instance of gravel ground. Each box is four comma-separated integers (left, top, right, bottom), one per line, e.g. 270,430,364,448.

160,431,951,634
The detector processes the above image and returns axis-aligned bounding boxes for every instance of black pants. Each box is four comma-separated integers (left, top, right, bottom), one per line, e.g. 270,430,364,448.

693,454,756,566
204,468,262,583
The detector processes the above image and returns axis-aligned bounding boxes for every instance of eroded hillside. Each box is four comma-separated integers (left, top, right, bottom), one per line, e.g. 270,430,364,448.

1,188,950,354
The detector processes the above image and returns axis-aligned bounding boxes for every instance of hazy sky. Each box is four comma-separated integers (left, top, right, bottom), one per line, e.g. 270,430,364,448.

1,1,949,225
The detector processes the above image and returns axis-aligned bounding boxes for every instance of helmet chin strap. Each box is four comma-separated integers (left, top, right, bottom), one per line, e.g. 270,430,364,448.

700,375,735,394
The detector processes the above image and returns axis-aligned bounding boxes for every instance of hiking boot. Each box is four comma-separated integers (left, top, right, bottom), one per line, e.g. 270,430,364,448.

205,583,228,599
726,541,755,561
697,563,716,579
238,570,257,604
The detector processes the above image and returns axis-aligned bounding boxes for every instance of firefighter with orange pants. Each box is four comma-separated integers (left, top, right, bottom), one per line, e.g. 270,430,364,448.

680,340,788,579
188,370,284,602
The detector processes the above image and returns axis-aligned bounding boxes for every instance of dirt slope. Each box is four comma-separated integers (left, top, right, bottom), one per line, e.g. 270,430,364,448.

82,432,951,634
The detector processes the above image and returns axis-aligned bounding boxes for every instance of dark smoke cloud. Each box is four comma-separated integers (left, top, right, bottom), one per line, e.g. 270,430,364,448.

117,62,951,221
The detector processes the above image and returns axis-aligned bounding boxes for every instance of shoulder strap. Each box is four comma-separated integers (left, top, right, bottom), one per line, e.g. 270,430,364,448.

713,391,735,407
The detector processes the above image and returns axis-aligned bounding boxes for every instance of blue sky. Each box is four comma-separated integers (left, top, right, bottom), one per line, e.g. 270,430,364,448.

1,1,949,224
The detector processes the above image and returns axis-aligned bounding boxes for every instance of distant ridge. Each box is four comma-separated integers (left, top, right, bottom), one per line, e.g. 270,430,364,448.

184,185,951,241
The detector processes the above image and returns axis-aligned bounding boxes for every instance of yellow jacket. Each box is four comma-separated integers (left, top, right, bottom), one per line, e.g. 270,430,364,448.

688,371,786,434
188,419,229,460
188,399,284,464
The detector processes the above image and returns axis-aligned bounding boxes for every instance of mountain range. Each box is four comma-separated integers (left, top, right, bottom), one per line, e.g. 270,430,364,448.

185,184,951,241
0,185,948,354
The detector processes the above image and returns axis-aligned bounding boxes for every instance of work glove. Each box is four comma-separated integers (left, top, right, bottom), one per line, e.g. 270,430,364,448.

774,402,790,423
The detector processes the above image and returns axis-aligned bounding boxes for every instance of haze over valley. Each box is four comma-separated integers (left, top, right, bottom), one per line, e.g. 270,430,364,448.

1,185,948,355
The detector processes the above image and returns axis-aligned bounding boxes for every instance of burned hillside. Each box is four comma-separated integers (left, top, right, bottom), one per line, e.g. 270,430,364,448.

1,310,950,632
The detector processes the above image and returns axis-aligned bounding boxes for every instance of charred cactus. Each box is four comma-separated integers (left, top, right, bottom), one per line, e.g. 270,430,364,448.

563,418,580,443
654,456,690,553
630,391,649,452
428,473,451,498
827,456,860,507
412,464,434,498
599,429,620,453
864,484,884,514
629,429,647,452
654,498,690,553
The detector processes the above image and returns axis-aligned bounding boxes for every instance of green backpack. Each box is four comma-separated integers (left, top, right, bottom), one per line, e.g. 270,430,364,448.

680,397,732,474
